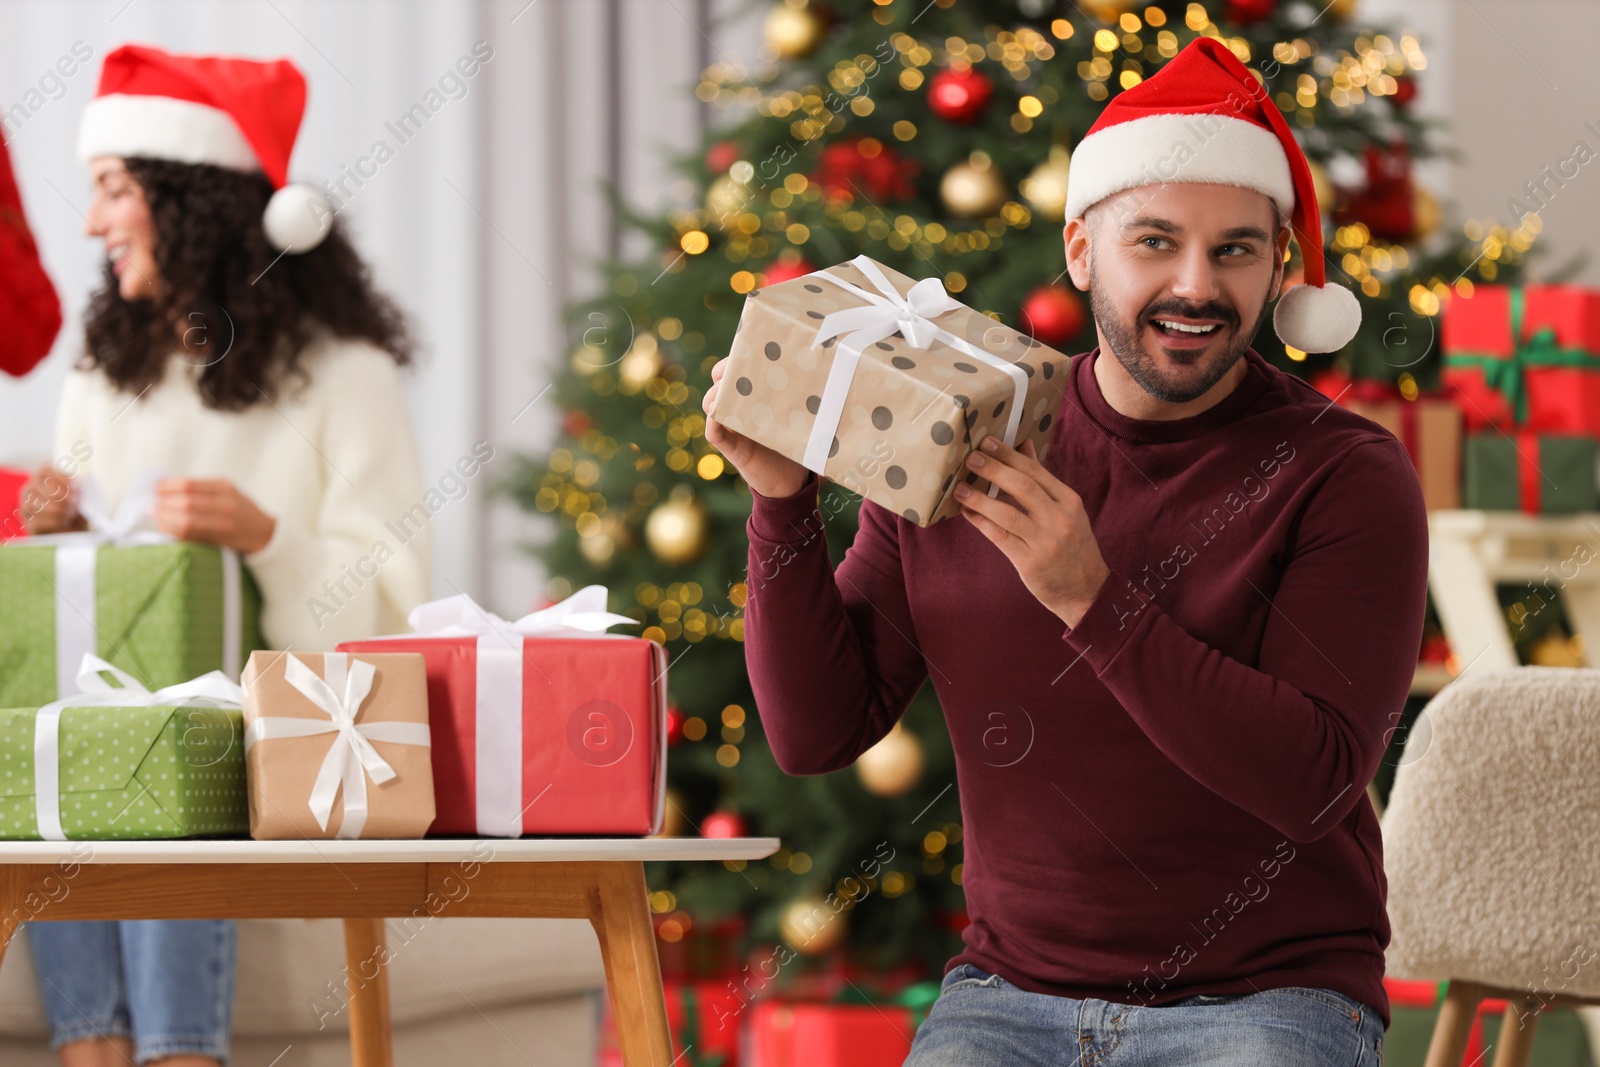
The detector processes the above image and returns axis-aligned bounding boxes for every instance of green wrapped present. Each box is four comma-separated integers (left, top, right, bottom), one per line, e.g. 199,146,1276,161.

0,655,248,840
1462,431,1599,514
0,540,262,708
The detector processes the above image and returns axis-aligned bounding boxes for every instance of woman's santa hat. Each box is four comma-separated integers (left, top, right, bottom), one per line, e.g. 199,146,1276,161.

78,44,334,254
1065,37,1360,354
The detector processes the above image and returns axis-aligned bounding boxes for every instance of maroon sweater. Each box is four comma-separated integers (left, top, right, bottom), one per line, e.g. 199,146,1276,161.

743,345,1429,1026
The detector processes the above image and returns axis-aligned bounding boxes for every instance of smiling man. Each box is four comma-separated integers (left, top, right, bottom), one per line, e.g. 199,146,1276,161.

708,37,1426,1066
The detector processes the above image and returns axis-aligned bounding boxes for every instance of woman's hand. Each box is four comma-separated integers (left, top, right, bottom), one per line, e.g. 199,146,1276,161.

21,465,86,534
153,477,277,554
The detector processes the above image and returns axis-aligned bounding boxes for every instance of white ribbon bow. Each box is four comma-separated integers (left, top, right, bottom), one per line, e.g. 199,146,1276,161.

405,585,639,642
32,654,245,841
799,256,1030,492
242,653,431,838
24,470,243,693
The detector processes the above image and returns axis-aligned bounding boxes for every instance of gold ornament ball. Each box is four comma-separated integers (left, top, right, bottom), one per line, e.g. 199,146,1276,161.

779,892,847,956
855,721,925,797
1325,0,1358,20
1019,146,1072,222
1412,185,1441,239
652,788,689,837
1529,629,1585,668
646,494,708,565
764,4,827,59
940,155,1007,219
706,174,755,232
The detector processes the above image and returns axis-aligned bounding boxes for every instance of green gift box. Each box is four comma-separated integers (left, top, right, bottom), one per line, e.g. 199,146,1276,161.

1462,432,1599,514
0,541,262,708
0,658,249,840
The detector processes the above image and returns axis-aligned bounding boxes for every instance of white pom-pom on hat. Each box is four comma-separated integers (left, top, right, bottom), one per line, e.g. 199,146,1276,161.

1272,280,1362,354
263,183,334,253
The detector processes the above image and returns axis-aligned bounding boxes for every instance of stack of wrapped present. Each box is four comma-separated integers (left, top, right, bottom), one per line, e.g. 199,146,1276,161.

0,472,669,842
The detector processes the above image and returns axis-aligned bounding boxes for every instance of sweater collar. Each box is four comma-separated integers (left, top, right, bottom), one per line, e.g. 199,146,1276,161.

1070,344,1275,444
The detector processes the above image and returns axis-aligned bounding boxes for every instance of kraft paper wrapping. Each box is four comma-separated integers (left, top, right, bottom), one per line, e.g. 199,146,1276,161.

241,650,435,840
710,256,1069,527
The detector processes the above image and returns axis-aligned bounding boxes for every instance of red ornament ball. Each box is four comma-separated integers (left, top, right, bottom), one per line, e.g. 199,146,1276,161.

810,137,918,203
1020,284,1087,347
1225,0,1277,24
701,810,748,839
562,409,592,437
762,257,816,286
705,140,740,175
1391,76,1418,107
927,66,994,124
666,705,685,746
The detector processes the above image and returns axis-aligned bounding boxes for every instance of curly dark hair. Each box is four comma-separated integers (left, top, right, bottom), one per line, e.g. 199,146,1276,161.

82,158,413,411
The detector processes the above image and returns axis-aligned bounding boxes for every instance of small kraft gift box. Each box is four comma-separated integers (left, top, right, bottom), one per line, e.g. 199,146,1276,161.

0,654,248,840
241,650,434,840
338,585,667,838
709,255,1070,527
0,472,261,707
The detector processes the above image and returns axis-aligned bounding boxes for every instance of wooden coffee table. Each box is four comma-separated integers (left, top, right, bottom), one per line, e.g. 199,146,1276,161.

0,836,779,1066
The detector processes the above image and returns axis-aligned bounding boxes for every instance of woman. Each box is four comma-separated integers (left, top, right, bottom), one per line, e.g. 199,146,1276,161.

24,45,431,1067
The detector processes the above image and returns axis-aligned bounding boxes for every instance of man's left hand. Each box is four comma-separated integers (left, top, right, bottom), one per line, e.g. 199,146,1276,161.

956,436,1110,629
154,478,277,555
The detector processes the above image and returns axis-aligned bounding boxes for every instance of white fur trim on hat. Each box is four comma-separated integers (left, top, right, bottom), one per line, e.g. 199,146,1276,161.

1064,113,1295,221
77,93,261,174
1273,281,1362,354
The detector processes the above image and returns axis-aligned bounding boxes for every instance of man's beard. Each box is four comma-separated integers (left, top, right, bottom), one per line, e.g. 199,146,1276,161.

1088,265,1274,405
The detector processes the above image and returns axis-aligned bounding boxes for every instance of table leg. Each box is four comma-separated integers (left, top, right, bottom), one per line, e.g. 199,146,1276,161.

0,868,21,971
343,917,394,1067
588,862,672,1067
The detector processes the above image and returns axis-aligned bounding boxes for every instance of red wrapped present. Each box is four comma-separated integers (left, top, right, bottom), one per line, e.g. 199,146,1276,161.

745,1001,917,1067
338,586,666,836
0,467,29,541
1441,285,1600,433
599,979,746,1067
1310,376,1462,510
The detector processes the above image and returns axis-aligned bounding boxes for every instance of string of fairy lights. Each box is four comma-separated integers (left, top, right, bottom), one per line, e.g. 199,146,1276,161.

537,0,1538,653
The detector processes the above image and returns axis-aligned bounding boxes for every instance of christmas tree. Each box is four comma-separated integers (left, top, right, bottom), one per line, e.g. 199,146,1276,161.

506,0,1534,974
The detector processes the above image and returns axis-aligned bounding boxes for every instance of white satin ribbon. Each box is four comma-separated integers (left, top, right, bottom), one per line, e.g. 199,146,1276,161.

242,652,431,839
375,586,637,836
32,653,245,841
30,471,244,693
801,255,1029,498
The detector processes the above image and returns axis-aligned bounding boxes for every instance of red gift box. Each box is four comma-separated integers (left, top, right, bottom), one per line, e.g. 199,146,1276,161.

745,1000,916,1067
599,980,746,1067
0,467,30,541
1441,285,1600,433
338,587,666,836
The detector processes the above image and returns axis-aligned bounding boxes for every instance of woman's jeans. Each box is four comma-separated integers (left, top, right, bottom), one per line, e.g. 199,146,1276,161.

905,962,1386,1066
25,919,235,1065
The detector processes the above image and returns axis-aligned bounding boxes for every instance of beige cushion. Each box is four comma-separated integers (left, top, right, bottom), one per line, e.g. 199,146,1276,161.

0,916,605,1038
1383,666,1600,997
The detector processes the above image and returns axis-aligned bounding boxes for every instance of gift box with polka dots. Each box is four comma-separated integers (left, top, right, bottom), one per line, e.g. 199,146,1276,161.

0,699,248,839
710,257,1068,526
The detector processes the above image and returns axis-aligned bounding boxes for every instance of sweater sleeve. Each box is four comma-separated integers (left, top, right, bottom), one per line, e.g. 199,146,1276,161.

244,344,432,650
744,471,931,776
1061,439,1429,843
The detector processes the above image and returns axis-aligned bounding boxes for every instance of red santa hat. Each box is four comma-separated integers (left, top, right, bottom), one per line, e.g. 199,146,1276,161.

1064,37,1360,354
78,44,333,254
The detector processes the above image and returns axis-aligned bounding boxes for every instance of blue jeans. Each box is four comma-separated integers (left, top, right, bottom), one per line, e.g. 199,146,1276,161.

905,963,1386,1066
25,920,235,1065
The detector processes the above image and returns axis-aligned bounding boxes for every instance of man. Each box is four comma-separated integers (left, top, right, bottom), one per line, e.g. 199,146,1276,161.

704,37,1421,1065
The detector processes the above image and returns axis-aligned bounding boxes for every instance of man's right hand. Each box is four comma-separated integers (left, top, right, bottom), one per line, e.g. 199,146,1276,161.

21,465,85,534
703,356,812,500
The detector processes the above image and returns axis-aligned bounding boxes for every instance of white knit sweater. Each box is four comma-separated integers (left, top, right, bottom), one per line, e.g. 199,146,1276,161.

54,334,432,651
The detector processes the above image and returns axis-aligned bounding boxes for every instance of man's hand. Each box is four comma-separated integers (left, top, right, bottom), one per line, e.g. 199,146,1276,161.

956,436,1110,628
154,478,277,555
